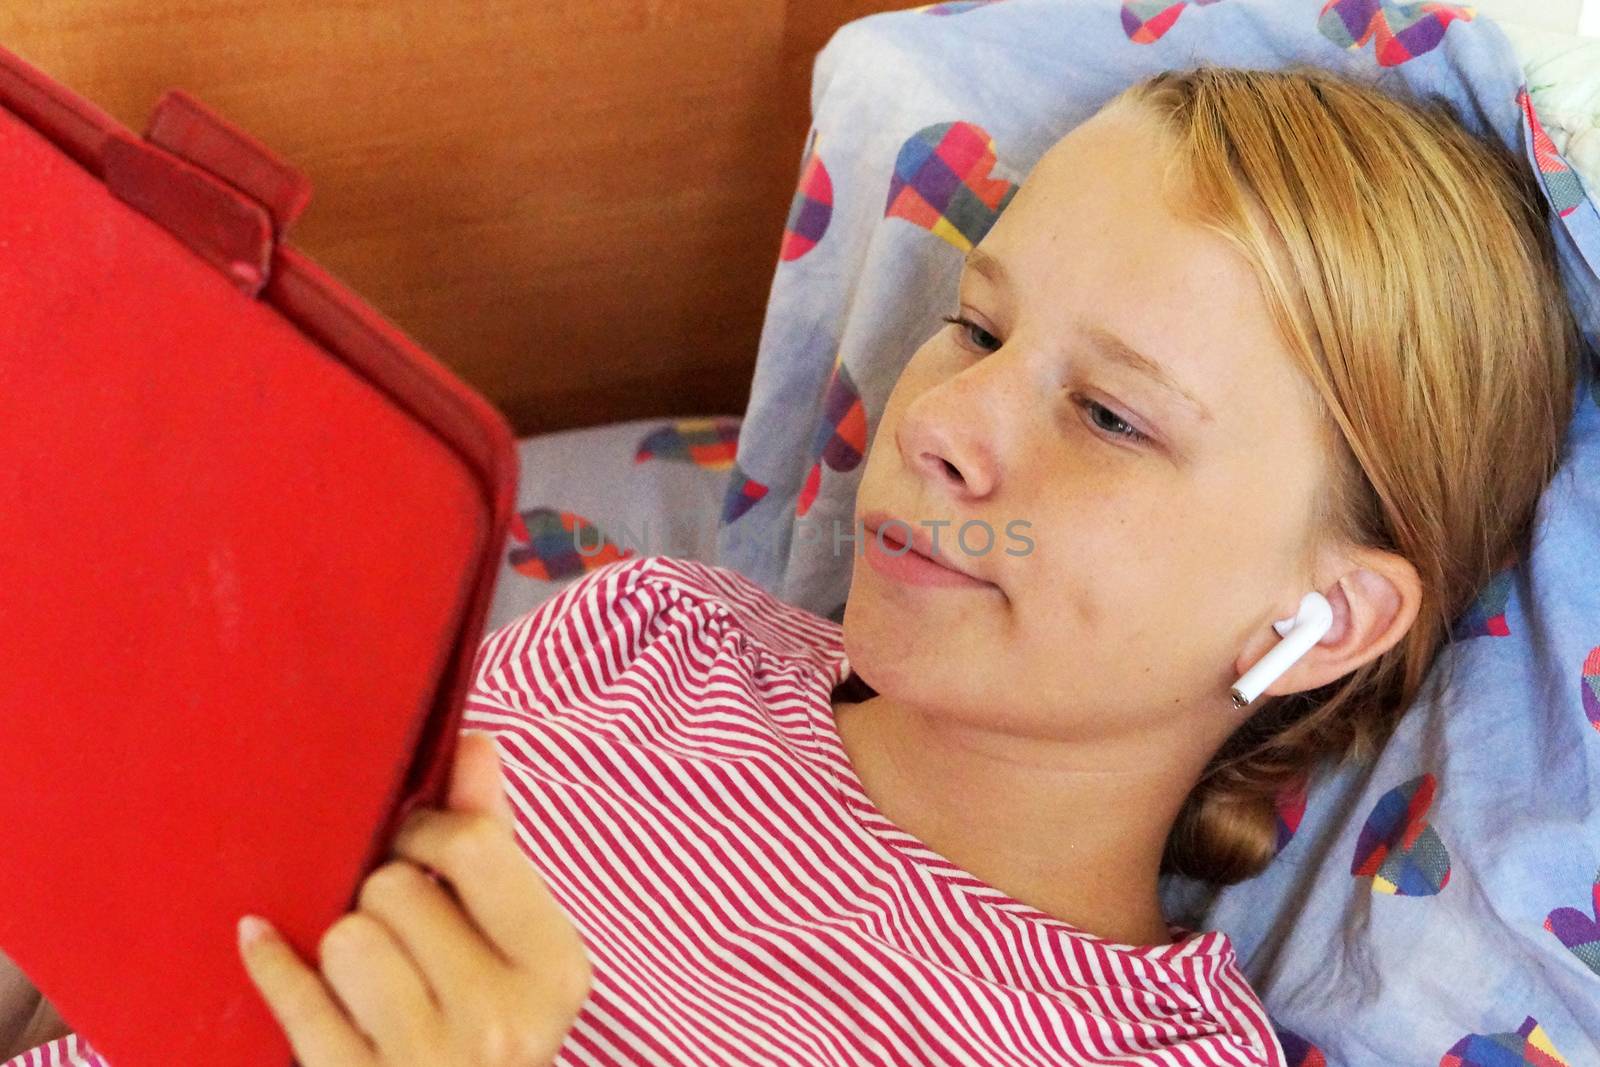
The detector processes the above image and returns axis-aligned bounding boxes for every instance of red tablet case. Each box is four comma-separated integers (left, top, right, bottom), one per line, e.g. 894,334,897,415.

0,43,519,1066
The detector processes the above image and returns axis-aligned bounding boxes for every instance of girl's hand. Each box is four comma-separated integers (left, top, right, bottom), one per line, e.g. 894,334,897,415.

236,731,593,1066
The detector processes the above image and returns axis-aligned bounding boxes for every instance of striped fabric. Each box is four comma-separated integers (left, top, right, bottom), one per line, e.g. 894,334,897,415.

3,1035,99,1067
8,554,1284,1066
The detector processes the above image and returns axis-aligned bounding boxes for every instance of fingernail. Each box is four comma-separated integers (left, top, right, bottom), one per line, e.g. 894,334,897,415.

238,915,273,951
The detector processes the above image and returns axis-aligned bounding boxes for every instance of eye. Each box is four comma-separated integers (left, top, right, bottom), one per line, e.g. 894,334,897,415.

941,313,1000,354
939,314,1152,447
1076,396,1151,445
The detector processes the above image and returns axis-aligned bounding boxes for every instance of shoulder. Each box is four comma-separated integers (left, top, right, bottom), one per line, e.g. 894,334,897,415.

467,556,843,719
1169,943,1287,1067
0,1033,106,1067
476,554,839,664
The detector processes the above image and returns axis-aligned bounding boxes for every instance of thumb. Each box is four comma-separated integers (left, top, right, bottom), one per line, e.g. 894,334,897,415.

445,730,516,833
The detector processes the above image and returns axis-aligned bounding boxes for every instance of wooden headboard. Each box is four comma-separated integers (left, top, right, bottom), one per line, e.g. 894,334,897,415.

0,1,908,436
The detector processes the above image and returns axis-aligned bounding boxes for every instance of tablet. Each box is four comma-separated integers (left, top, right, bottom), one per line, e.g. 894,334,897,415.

0,48,518,1067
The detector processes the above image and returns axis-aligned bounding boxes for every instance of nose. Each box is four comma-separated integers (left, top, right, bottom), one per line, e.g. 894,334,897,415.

894,389,998,499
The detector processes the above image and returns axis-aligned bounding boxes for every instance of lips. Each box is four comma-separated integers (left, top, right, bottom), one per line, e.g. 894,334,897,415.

859,509,985,582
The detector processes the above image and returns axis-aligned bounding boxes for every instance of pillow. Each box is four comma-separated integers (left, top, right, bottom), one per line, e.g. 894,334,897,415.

485,415,740,633
1494,19,1600,192
712,0,1600,1061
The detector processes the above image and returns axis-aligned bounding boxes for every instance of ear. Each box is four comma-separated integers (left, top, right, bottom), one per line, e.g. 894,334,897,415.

1232,545,1423,700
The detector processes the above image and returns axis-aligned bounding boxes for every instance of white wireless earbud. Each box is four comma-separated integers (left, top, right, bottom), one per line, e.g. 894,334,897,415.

1229,591,1334,709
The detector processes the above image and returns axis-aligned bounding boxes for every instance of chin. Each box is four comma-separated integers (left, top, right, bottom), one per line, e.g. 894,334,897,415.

841,599,954,702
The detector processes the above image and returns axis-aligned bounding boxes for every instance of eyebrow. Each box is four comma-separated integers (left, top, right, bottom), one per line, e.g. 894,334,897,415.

963,247,1215,424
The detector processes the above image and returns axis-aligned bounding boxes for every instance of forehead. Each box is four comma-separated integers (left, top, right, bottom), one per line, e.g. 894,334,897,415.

997,110,1250,314
975,107,1315,422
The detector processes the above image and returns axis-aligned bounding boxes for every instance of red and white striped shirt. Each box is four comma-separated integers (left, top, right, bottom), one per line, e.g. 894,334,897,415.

11,554,1284,1066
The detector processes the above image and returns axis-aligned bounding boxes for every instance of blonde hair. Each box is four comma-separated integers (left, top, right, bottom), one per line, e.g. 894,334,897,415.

1110,65,1582,884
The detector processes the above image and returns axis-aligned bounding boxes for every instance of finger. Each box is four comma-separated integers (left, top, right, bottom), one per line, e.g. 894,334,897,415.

237,916,378,1067
447,730,517,833
317,911,443,1062
356,859,510,1015
390,808,587,972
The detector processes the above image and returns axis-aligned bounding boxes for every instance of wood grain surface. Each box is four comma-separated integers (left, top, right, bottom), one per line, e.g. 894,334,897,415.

1,0,908,434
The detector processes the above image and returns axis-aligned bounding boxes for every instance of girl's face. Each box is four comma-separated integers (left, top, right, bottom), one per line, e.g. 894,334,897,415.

843,104,1337,738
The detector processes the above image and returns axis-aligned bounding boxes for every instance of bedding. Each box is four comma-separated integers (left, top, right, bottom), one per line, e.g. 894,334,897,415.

484,415,741,633
1496,19,1600,192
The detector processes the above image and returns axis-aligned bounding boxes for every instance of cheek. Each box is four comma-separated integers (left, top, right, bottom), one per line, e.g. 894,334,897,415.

1008,475,1246,668
1008,546,1228,707
1028,481,1302,684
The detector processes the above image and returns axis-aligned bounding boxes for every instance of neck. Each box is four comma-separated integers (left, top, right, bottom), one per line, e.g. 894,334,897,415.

831,688,1214,946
